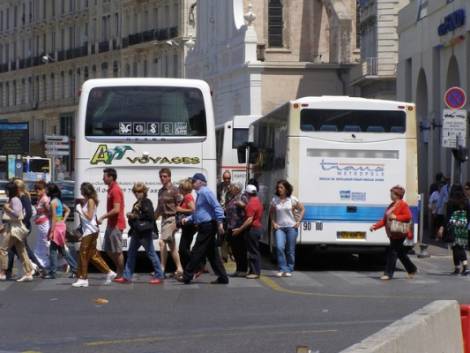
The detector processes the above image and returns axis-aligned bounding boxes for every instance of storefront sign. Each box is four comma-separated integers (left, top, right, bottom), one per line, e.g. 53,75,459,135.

438,9,466,36
0,122,29,155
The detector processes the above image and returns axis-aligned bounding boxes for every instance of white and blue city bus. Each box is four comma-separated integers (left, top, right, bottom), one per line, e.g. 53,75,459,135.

247,96,418,256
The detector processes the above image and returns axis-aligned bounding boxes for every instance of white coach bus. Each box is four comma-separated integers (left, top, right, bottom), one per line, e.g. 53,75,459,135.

246,96,418,255
216,115,260,185
75,78,216,250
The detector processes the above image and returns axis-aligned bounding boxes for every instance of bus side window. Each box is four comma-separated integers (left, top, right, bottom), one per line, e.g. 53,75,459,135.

390,126,405,133
343,125,361,132
366,126,385,133
301,124,314,131
319,124,337,132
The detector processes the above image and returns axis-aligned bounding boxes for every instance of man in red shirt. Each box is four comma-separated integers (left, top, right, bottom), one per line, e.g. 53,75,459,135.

98,168,125,281
232,184,263,279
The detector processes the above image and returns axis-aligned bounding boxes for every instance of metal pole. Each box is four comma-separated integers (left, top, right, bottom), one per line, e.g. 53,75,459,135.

417,192,430,258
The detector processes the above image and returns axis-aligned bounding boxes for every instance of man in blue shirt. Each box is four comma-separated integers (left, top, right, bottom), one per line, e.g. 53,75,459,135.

178,173,229,284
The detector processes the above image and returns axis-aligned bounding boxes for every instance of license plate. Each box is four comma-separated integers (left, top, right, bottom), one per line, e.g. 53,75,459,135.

337,231,366,240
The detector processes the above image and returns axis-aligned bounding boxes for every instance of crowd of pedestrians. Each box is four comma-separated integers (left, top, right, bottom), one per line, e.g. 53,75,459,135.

0,168,307,286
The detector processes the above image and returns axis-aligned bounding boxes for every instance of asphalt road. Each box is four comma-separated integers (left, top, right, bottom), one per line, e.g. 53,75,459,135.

0,247,468,353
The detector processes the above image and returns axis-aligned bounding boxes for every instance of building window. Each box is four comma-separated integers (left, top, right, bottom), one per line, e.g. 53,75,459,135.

50,74,55,101
268,0,283,48
417,0,428,21
6,8,10,30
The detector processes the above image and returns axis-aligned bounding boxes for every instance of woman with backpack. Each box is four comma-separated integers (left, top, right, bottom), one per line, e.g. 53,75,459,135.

72,182,117,287
438,184,470,275
370,185,417,280
114,182,164,284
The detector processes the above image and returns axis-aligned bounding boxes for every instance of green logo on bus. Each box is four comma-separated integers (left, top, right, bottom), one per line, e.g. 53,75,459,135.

90,144,134,165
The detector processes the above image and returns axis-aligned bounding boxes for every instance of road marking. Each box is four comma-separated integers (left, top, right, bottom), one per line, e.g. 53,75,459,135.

163,281,200,290
328,271,378,285
227,277,263,288
85,328,336,347
33,279,72,291
259,275,427,299
279,272,324,287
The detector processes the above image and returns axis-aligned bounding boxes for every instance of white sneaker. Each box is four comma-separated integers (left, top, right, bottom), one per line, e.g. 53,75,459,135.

275,272,284,277
72,279,89,288
104,271,117,285
31,263,39,275
283,272,293,277
0,273,6,281
17,275,33,282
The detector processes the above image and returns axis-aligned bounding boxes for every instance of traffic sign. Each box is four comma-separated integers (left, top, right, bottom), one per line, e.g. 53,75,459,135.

444,86,467,110
45,150,70,156
45,135,69,143
45,143,69,150
442,109,467,148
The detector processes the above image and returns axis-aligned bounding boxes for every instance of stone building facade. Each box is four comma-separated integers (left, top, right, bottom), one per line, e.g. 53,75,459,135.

350,0,409,99
397,0,470,191
186,0,360,126
0,0,193,172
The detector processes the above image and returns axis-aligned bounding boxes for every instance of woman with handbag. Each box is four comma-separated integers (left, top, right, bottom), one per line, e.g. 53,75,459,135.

72,183,117,287
44,183,78,279
438,184,470,275
6,178,43,278
114,182,164,284
0,182,34,282
370,185,417,280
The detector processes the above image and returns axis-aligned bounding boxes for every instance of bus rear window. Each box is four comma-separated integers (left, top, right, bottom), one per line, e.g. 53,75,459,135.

300,109,406,133
85,86,207,137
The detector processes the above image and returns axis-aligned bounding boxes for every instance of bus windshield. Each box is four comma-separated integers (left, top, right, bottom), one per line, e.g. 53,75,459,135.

85,86,207,137
300,109,406,133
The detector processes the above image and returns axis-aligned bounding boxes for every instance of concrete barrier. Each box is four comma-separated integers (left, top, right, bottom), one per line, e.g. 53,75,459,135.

339,300,463,353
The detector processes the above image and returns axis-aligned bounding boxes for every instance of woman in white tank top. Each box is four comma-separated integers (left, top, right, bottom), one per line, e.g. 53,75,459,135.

72,182,116,288
270,180,305,278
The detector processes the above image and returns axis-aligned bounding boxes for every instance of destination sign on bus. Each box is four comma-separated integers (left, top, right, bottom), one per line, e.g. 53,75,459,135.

90,144,200,165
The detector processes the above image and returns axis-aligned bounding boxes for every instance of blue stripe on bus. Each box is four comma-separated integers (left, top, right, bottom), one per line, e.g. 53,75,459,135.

303,204,419,223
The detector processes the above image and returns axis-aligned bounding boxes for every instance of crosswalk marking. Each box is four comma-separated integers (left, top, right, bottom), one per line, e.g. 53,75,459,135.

163,281,200,289
0,281,14,291
279,272,324,287
33,279,72,291
328,271,378,285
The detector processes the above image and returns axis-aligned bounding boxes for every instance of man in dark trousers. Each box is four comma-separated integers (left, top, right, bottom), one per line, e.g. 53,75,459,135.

178,173,229,284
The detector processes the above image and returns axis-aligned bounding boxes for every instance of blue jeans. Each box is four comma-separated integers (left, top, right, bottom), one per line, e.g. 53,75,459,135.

123,233,164,280
49,242,78,276
275,227,298,273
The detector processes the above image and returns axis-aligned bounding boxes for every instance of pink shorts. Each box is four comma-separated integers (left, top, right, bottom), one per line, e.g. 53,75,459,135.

52,221,67,247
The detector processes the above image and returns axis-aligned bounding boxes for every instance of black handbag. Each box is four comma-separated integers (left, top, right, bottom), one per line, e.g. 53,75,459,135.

132,219,154,232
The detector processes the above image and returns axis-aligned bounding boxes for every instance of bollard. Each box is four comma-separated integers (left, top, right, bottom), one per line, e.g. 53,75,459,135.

461,304,470,353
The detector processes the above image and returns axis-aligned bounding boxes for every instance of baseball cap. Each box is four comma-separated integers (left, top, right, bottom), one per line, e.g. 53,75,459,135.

245,184,257,194
191,173,207,183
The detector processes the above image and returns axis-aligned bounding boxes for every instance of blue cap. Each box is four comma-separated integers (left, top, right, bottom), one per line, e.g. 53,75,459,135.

192,173,207,183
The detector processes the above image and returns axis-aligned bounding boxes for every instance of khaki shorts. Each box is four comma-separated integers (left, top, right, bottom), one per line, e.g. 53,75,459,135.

104,227,123,253
160,217,177,243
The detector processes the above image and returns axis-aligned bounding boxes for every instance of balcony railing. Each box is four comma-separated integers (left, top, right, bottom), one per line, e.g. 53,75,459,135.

99,41,110,53
124,26,179,48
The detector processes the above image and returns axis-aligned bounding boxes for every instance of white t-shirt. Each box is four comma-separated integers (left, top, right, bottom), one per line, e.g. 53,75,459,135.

77,203,98,236
271,195,299,228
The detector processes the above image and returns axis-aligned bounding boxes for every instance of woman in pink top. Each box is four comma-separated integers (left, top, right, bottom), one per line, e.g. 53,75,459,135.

33,180,51,270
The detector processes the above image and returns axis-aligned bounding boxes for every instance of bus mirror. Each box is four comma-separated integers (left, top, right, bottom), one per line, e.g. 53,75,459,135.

237,146,247,164
248,147,258,164
452,147,469,163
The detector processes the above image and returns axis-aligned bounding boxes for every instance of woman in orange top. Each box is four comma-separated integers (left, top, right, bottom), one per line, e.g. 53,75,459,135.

370,185,417,280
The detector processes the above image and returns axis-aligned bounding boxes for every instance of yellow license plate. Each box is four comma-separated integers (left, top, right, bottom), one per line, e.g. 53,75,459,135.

337,231,366,240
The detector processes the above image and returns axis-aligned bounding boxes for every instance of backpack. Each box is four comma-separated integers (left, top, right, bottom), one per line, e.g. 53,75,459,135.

445,209,468,243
